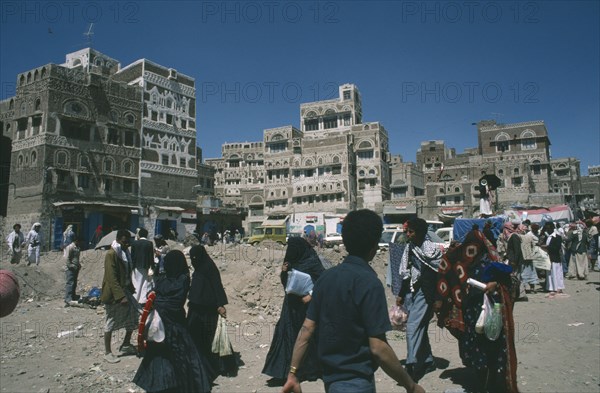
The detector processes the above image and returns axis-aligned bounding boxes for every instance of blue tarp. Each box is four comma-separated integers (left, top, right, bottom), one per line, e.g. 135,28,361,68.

452,216,505,244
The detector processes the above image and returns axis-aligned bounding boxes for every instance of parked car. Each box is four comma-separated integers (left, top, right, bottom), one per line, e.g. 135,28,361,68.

435,227,454,250
323,232,343,248
378,229,405,251
286,232,303,242
248,225,287,245
378,228,446,251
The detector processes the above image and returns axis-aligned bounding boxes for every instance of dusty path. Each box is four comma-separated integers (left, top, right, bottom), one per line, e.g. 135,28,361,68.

1,243,599,393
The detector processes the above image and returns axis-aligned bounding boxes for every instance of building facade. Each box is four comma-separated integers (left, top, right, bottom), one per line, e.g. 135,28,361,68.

387,120,592,222
0,48,198,248
206,84,391,234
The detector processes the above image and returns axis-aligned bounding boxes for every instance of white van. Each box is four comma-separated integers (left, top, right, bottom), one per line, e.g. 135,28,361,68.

378,229,405,250
435,227,454,249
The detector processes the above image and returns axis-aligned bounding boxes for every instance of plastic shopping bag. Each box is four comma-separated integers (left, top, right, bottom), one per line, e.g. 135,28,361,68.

389,305,408,331
484,300,503,341
285,269,314,296
145,310,165,343
211,315,233,356
475,293,492,334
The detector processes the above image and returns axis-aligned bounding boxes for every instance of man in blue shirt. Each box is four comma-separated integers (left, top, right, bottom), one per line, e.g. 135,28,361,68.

282,209,425,393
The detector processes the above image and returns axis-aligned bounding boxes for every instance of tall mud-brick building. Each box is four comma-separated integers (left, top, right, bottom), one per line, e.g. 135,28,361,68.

0,48,198,249
206,84,392,235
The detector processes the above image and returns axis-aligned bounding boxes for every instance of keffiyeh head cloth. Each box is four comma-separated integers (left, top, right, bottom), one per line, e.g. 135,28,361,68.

399,237,442,290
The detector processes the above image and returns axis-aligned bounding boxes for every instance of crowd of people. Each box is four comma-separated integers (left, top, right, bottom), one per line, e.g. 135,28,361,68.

4,212,598,392
92,228,239,392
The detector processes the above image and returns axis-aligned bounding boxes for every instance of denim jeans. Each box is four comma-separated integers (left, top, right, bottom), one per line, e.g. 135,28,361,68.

65,267,79,303
325,377,376,393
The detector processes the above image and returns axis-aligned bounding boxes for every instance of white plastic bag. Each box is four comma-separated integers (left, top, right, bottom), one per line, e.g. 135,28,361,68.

285,269,314,296
145,310,165,343
475,294,492,334
531,246,551,271
211,315,233,356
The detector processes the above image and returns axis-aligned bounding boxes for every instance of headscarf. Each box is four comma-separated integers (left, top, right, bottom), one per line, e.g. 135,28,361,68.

284,237,312,265
188,245,228,307
154,250,191,323
63,225,73,239
502,222,517,240
282,237,324,285
163,250,190,279
436,229,500,335
399,235,442,289
111,239,132,274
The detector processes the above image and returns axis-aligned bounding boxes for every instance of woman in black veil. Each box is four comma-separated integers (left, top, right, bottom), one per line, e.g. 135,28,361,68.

187,244,239,382
262,237,324,385
133,250,211,393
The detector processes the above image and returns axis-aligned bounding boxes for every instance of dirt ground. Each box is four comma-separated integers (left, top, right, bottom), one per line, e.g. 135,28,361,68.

1,241,599,393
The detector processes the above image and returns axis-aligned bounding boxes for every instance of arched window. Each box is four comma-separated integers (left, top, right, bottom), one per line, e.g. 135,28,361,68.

41,67,47,78
123,160,134,175
514,167,519,175
495,133,510,153
35,99,41,111
27,72,32,84
104,157,115,173
56,150,69,167
521,129,537,150
31,151,37,165
17,154,23,167
34,70,39,81
19,75,25,86
531,160,541,175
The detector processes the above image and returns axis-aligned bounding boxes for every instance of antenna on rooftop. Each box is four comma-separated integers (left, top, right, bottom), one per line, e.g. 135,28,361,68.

83,23,94,48
491,112,503,123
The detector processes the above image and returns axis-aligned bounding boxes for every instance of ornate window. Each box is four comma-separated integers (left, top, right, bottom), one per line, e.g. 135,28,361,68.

31,151,37,165
35,99,41,111
79,154,89,169
531,160,541,175
64,100,88,117
495,132,510,152
521,129,537,150
55,150,69,167
104,157,115,173
120,160,132,175
125,113,135,125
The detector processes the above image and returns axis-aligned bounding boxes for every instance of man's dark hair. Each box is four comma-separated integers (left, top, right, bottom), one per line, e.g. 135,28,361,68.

139,228,148,238
13,224,21,230
117,229,131,241
342,209,382,256
407,218,428,239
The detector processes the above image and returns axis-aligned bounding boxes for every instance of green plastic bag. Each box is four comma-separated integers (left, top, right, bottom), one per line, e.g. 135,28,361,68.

484,300,503,341
211,315,233,356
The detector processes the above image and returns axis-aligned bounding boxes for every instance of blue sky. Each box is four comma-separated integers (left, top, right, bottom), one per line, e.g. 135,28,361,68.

1,1,599,173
